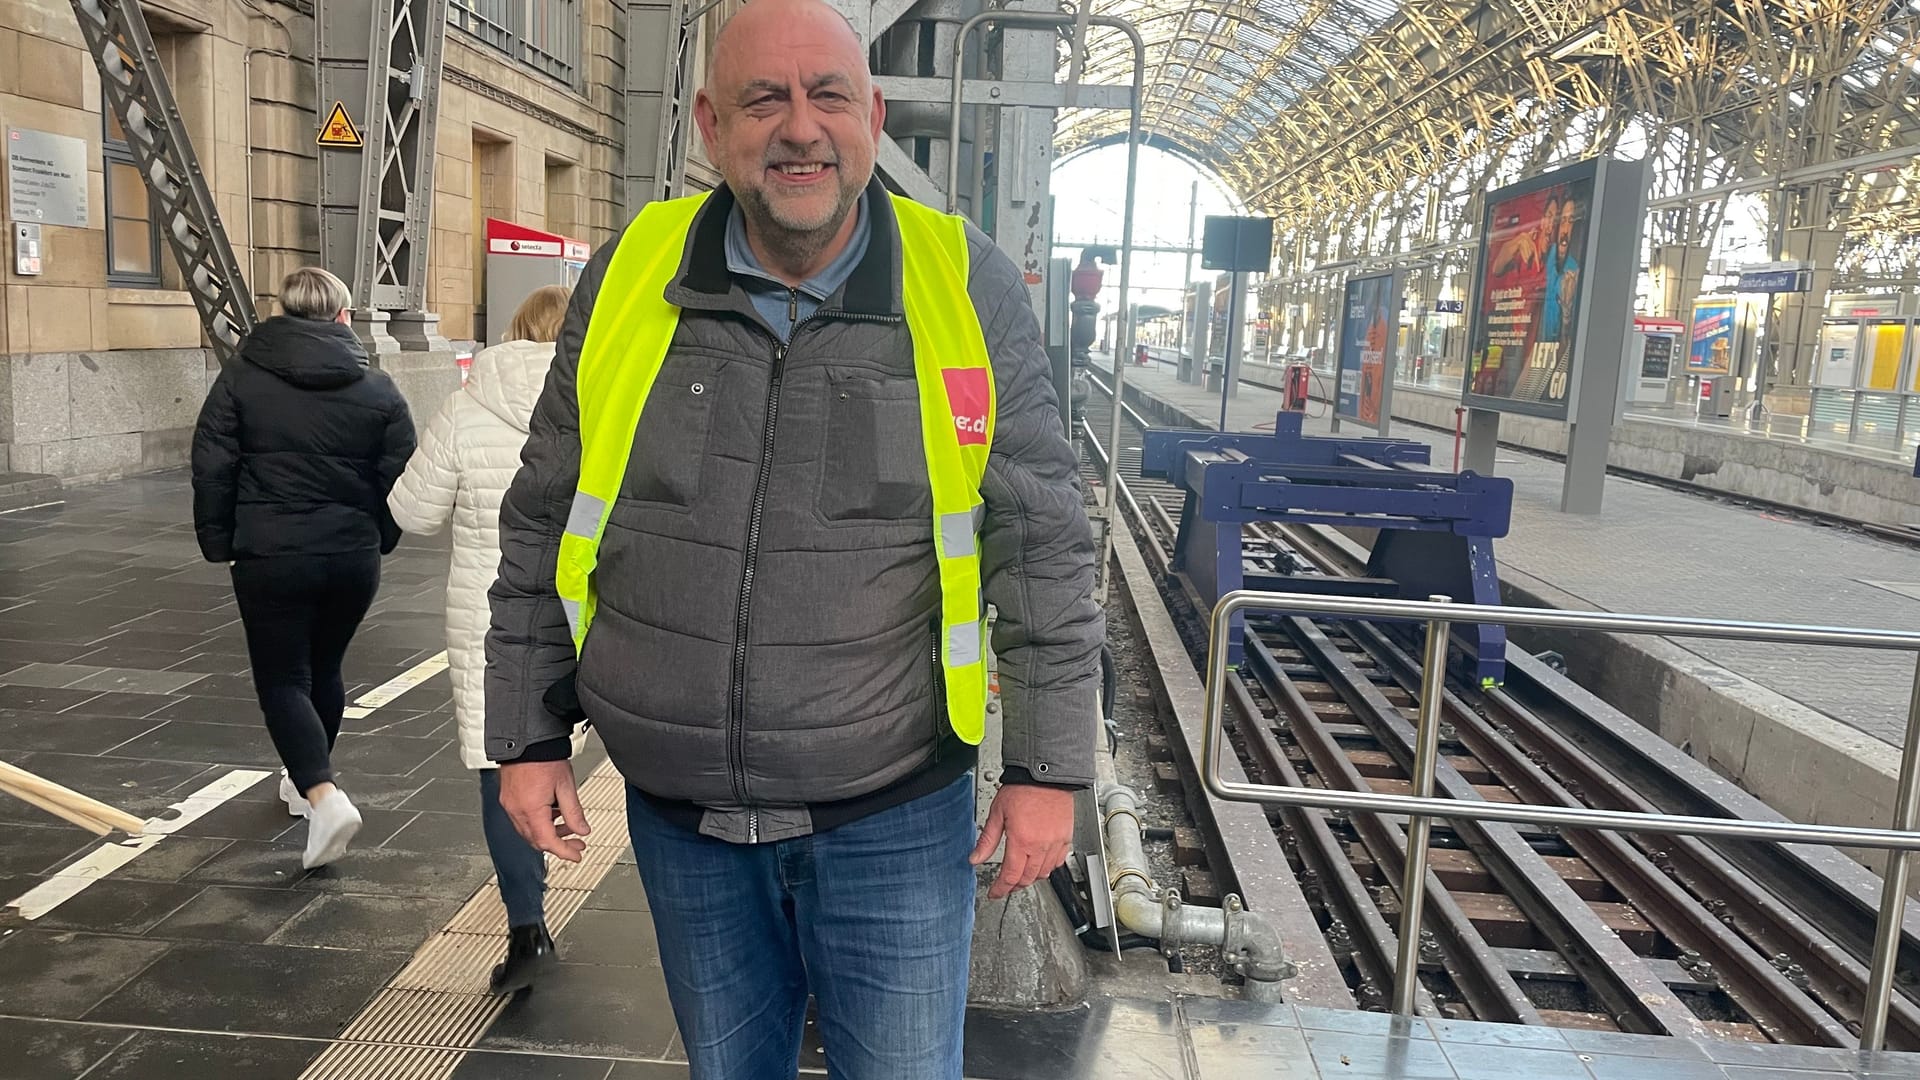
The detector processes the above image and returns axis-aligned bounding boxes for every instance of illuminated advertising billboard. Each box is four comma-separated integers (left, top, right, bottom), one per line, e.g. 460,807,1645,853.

1461,159,1599,420
1335,271,1401,432
1688,298,1736,375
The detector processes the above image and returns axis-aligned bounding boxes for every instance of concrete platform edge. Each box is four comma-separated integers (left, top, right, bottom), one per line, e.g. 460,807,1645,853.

1497,564,1906,880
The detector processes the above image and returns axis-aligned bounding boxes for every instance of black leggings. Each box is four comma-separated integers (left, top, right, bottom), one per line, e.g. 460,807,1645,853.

231,552,382,794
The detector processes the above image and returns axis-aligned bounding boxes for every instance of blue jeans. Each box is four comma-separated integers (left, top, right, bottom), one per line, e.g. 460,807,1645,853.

479,768,548,927
626,772,977,1080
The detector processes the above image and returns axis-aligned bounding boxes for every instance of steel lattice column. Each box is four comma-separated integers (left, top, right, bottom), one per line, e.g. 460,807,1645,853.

68,0,257,365
317,0,450,352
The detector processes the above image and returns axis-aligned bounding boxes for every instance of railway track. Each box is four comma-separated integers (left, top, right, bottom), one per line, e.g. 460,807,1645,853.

1080,372,1920,1048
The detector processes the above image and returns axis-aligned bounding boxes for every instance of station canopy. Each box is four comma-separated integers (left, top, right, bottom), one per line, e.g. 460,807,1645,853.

1058,0,1920,252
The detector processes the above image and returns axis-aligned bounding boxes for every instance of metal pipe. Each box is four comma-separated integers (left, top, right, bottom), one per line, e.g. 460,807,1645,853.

1099,783,1292,1001
1390,598,1450,1015
1196,590,1920,852
1861,654,1920,1050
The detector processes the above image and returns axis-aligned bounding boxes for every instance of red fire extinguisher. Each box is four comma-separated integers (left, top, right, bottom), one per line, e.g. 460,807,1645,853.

1134,344,1150,366
1283,363,1311,412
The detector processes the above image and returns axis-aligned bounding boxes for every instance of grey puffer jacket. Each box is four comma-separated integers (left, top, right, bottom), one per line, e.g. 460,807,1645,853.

484,180,1103,842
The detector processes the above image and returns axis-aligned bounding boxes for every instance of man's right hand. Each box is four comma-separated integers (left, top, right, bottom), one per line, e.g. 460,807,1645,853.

498,760,591,863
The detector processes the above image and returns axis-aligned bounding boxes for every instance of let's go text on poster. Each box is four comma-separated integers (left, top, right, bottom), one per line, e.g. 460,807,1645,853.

1463,165,1596,420
1336,272,1397,427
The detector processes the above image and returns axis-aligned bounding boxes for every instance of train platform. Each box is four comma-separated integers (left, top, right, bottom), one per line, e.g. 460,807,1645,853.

1091,355,1920,837
7,477,1919,1077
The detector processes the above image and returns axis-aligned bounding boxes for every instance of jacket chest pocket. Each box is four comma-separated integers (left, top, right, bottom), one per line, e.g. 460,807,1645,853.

619,355,724,511
817,368,932,524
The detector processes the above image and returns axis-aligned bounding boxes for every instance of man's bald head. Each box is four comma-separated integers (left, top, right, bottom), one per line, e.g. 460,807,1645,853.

695,0,884,281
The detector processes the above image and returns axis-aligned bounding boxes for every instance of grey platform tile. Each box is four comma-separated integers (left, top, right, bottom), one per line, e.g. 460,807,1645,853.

293,846,495,901
480,960,681,1060
0,684,103,713
1296,1006,1438,1041
0,1017,134,1080
961,1008,1190,1080
0,710,161,756
1425,1019,1570,1051
183,840,315,889
29,878,204,935
1581,1055,1728,1080
1188,1020,1318,1080
0,929,173,1020
105,720,284,769
177,797,314,842
329,771,432,811
266,892,461,952
146,885,318,944
450,1050,621,1080
557,908,662,970
64,691,183,720
606,1064,691,1080
1442,1042,1597,1080
583,868,651,913
99,836,233,883
1,663,110,688
81,1029,324,1079
67,667,207,696
147,695,264,726
0,824,95,876
1305,1030,1456,1080
397,777,486,815
0,639,97,666
94,628,224,655
1701,1040,1872,1073
357,712,452,740
327,732,449,777
1720,1069,1851,1080
112,609,235,637
72,645,228,675
1556,1030,1715,1061
377,810,491,857
1178,995,1296,1028
83,940,409,1038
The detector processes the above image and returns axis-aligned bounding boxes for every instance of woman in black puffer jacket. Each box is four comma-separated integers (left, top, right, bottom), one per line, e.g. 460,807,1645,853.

191,267,416,870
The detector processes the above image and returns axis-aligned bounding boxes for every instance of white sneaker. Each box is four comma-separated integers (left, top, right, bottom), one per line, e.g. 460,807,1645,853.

279,772,309,818
302,789,363,869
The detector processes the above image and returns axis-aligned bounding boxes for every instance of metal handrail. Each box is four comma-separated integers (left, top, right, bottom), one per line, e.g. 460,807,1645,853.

1197,589,1920,1048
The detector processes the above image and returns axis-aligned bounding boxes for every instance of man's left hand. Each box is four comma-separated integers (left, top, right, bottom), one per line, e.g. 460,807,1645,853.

970,782,1076,900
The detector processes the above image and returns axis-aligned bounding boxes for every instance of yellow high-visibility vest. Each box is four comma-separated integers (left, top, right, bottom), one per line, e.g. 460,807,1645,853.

555,192,994,744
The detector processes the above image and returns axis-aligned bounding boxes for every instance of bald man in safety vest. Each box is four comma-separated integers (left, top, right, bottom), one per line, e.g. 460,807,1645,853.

482,0,1104,1075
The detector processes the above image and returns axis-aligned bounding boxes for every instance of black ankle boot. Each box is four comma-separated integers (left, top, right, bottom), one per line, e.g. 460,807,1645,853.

489,923,557,995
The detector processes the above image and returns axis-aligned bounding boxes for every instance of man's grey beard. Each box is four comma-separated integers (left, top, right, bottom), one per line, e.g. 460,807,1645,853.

737,183,862,271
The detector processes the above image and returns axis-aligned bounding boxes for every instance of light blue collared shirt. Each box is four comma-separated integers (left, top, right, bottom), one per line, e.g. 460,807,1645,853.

724,192,871,343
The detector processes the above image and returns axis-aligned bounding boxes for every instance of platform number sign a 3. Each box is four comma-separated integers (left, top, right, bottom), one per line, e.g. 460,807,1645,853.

317,102,363,150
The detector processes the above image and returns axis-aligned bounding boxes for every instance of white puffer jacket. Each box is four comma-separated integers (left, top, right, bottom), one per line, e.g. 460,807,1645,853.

388,340,584,769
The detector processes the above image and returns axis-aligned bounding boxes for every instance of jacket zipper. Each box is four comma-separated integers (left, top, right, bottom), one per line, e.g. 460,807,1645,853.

929,623,945,764
727,295,904,843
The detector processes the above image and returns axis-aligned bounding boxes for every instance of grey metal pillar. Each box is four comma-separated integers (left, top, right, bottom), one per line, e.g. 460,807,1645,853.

317,0,450,354
988,0,1057,309
69,0,255,364
625,0,690,212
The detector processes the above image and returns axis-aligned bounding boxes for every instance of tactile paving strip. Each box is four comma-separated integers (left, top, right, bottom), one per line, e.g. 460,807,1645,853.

297,759,631,1080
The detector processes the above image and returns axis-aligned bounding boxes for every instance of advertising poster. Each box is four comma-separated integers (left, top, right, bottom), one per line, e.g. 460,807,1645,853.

1462,164,1597,419
1336,272,1397,427
1688,299,1736,374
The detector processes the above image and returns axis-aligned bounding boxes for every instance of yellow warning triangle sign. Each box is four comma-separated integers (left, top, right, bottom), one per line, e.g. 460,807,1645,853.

316,101,363,149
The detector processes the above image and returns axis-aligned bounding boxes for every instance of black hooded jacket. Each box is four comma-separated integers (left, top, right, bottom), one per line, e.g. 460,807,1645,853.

191,315,417,563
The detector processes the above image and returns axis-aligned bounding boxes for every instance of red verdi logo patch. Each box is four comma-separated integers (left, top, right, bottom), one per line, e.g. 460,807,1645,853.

943,368,989,446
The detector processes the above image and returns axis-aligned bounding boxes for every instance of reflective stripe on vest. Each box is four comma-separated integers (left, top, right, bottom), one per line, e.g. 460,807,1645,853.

556,192,995,746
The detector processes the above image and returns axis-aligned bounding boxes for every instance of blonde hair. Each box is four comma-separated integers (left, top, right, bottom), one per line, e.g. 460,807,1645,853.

507,286,571,344
280,267,352,321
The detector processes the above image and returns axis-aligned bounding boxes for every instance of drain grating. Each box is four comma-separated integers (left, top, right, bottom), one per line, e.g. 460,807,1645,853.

298,759,632,1080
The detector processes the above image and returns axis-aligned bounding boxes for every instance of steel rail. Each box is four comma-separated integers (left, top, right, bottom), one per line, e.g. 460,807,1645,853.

1198,590,1920,1049
1265,623,1705,1036
1345,618,1869,1048
1244,633,1536,1023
